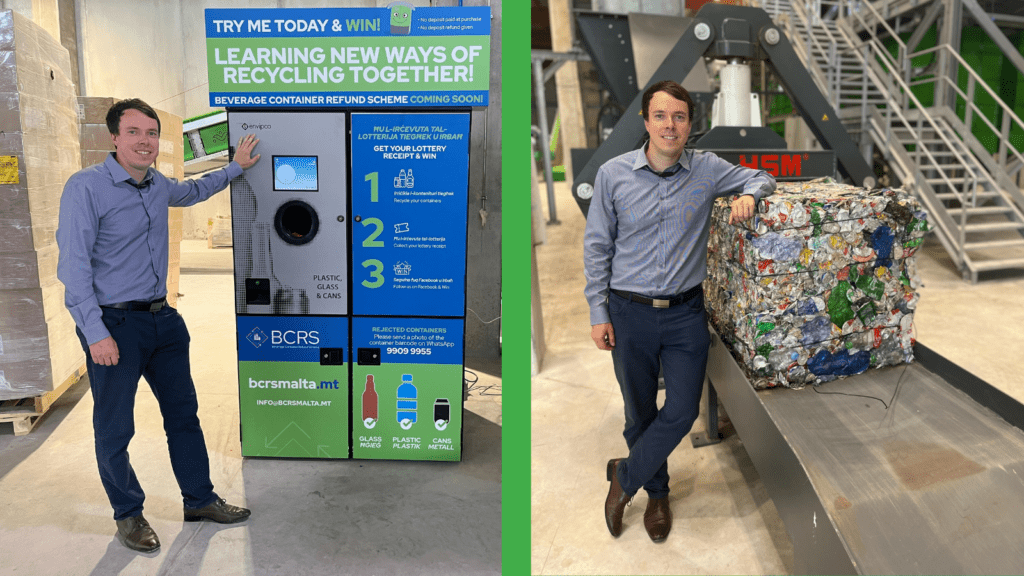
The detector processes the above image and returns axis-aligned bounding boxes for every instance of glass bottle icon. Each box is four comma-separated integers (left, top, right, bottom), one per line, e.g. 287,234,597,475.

362,375,378,421
406,169,414,188
396,374,417,424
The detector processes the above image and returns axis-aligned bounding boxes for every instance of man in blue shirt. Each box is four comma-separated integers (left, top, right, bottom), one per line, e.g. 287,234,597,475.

584,80,775,543
56,99,260,553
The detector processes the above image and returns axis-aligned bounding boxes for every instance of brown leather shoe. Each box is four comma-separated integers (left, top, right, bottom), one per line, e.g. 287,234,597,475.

184,498,251,524
605,458,632,537
116,514,160,553
644,497,672,543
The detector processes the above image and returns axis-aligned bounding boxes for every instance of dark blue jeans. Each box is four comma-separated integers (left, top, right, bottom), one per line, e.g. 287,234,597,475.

609,288,710,499
76,305,218,520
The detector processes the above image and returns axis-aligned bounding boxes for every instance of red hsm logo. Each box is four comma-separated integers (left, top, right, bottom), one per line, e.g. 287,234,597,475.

739,154,807,177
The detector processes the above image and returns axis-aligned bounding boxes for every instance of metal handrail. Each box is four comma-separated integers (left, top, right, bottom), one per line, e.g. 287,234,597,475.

854,41,982,257
795,2,974,197
790,1,840,105
908,43,1024,171
781,4,832,96
842,1,911,105
858,38,981,200
797,4,996,260
862,108,966,269
798,0,1024,172
790,0,1024,279
844,0,1024,181
792,0,1019,210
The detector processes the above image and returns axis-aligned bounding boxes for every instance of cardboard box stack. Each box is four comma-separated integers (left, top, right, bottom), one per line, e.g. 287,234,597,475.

77,98,185,308
0,10,84,400
704,179,929,389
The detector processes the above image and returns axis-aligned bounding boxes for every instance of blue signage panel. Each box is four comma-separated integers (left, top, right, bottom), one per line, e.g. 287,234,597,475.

237,315,348,363
352,316,464,366
350,112,469,317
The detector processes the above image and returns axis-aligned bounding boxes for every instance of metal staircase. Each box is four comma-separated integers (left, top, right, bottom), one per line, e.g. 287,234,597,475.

755,0,1024,281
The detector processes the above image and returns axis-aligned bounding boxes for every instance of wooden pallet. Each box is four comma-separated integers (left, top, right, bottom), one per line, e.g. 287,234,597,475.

0,363,86,436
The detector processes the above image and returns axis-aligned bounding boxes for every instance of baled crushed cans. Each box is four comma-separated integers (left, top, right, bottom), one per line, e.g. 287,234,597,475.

704,178,929,389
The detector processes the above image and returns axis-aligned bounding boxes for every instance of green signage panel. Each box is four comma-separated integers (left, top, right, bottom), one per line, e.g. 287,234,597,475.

238,361,349,458
206,6,491,107
236,315,350,459
352,363,462,461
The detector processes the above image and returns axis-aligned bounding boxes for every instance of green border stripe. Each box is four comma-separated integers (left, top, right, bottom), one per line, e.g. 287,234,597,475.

501,3,529,575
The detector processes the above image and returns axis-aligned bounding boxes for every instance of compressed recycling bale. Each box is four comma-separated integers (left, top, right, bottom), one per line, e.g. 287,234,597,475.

705,178,928,389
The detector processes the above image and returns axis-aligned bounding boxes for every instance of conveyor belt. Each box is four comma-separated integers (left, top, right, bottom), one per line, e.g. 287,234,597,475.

706,328,1024,575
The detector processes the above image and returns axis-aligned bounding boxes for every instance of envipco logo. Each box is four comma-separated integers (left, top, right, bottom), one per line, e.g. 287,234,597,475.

247,327,268,348
240,123,271,130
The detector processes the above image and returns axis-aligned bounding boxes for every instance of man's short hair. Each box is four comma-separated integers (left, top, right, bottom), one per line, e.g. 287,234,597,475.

106,98,161,136
641,80,695,121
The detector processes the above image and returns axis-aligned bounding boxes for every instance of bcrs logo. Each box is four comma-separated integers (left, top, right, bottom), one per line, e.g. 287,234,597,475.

246,327,319,347
272,330,320,345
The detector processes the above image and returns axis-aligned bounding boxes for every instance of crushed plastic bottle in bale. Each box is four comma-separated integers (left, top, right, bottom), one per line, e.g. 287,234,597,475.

704,178,929,389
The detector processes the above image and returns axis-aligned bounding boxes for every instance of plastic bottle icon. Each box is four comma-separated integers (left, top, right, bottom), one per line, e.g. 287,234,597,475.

396,374,417,427
362,375,378,422
394,169,407,188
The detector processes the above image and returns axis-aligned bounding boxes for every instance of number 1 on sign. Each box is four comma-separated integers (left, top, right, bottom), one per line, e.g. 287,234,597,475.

365,172,378,203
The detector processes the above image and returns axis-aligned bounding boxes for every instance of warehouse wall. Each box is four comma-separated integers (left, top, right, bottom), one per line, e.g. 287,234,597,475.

2,0,59,39
73,0,185,115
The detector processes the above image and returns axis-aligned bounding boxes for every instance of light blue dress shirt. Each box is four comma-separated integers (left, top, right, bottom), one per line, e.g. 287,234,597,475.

56,153,243,345
584,145,776,325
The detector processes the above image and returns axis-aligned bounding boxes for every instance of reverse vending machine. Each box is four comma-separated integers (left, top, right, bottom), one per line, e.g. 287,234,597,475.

230,112,349,317
230,111,470,461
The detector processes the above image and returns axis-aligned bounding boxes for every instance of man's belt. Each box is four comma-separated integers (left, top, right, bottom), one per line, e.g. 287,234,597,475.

100,297,167,312
610,285,702,309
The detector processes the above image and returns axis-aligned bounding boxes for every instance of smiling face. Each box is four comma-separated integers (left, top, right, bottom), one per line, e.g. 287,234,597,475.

111,109,159,181
643,90,691,169
391,5,412,28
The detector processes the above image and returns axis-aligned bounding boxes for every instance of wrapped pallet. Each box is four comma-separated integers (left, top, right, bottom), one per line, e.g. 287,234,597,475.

704,179,929,389
0,10,84,400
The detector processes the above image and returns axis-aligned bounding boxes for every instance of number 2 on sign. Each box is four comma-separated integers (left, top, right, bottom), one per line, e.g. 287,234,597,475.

364,172,378,203
362,259,384,288
362,218,384,247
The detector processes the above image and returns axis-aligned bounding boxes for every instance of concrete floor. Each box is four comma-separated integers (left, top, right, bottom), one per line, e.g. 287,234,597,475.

0,240,501,576
531,179,1024,575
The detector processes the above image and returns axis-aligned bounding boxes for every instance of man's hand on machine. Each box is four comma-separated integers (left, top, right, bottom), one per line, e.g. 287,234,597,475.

234,134,261,169
729,194,756,224
592,323,615,351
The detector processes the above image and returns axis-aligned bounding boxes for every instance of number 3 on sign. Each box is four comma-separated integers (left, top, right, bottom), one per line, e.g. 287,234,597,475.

362,259,384,288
